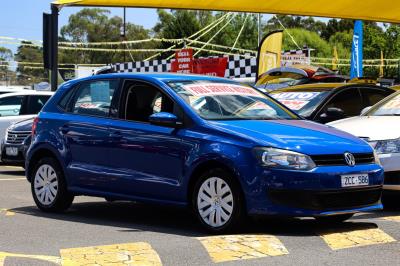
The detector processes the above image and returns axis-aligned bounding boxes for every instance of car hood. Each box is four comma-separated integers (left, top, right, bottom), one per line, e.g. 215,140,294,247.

328,116,400,141
8,117,34,132
209,119,371,155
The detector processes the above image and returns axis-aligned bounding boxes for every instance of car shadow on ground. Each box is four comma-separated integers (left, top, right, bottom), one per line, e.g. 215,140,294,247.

9,200,391,238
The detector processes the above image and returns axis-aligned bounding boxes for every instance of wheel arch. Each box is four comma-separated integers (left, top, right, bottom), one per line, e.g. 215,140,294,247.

27,147,62,182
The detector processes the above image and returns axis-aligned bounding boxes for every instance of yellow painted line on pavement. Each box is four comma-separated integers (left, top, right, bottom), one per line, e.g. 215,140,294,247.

0,178,25,181
318,227,396,250
3,166,23,169
382,215,400,222
0,209,15,217
197,234,289,263
0,242,162,265
0,251,61,266
60,242,162,266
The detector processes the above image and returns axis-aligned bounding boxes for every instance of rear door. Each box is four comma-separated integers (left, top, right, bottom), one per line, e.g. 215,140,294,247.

59,79,121,192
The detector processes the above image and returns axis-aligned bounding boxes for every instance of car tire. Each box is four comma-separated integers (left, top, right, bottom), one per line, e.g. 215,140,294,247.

315,213,354,223
31,157,74,212
192,168,245,233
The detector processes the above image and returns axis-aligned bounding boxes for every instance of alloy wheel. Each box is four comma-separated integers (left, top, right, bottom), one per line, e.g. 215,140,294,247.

197,177,234,228
34,164,59,206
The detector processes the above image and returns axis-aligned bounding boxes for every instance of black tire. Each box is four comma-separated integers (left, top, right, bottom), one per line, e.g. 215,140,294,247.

192,168,245,233
315,213,354,224
30,157,74,212
382,192,400,210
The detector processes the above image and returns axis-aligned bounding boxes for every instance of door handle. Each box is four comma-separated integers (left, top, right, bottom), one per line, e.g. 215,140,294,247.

109,131,122,139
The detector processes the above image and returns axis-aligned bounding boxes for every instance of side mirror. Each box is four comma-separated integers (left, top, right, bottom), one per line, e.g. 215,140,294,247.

319,107,346,123
361,106,372,115
149,112,182,128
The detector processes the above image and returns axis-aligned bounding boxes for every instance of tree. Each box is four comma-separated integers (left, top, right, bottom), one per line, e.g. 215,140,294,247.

60,8,153,63
265,15,327,35
212,13,258,50
282,28,331,57
0,47,15,85
14,42,47,85
321,19,353,40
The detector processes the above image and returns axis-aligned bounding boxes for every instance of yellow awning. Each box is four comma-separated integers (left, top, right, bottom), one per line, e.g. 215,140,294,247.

53,0,400,23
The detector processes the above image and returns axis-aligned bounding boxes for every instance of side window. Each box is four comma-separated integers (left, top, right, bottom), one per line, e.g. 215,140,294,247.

123,81,177,123
58,87,75,110
71,80,118,117
322,89,363,117
362,89,392,106
0,96,24,117
24,95,51,115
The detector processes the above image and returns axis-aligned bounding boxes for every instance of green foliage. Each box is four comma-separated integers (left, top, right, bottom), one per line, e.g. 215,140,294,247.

60,8,154,63
14,42,47,85
0,47,13,71
282,28,331,57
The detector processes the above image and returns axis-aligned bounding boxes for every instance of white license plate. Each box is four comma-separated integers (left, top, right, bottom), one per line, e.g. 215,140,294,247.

5,147,18,156
341,174,369,187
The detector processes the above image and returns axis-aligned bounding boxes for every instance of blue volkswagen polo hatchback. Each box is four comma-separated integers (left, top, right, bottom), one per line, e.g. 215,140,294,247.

26,73,384,232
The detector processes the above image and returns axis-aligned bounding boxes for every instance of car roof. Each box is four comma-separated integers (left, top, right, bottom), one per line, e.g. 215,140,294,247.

0,91,54,98
66,72,231,85
270,82,389,92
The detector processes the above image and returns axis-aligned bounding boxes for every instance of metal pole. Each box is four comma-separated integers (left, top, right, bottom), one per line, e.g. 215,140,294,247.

258,13,262,45
50,4,59,91
123,7,126,62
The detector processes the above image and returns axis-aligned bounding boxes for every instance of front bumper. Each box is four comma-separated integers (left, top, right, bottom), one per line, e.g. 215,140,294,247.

0,140,27,166
245,163,384,216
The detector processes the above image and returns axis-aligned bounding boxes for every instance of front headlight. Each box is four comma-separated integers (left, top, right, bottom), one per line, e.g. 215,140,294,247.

253,147,316,170
371,138,400,154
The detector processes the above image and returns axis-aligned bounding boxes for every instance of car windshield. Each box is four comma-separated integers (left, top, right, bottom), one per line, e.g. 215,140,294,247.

167,80,298,120
365,92,400,116
269,89,331,117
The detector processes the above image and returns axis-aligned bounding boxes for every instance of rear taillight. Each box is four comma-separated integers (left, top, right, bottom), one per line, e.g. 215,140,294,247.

32,117,39,136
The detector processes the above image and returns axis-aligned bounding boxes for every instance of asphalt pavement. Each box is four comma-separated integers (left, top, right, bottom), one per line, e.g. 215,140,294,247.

0,165,400,266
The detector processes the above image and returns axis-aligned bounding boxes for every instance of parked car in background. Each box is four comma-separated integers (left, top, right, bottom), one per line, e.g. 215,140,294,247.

329,90,400,201
0,91,53,144
0,118,33,167
256,65,349,92
0,87,26,95
26,73,383,233
269,83,395,123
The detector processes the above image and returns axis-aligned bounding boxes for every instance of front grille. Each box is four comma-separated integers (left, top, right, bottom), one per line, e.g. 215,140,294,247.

311,153,375,166
268,186,382,210
384,171,400,185
6,131,31,144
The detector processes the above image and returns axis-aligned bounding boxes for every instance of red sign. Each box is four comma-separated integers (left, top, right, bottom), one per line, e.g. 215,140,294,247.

171,48,193,73
171,49,228,77
193,57,228,77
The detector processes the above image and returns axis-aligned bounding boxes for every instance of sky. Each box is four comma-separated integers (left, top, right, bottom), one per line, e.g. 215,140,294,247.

0,0,159,53
0,1,332,54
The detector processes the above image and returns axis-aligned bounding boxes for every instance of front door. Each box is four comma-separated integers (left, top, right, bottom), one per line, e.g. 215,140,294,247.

107,80,190,202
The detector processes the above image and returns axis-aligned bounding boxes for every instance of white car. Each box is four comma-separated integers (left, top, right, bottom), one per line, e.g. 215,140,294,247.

0,91,54,142
328,90,400,194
